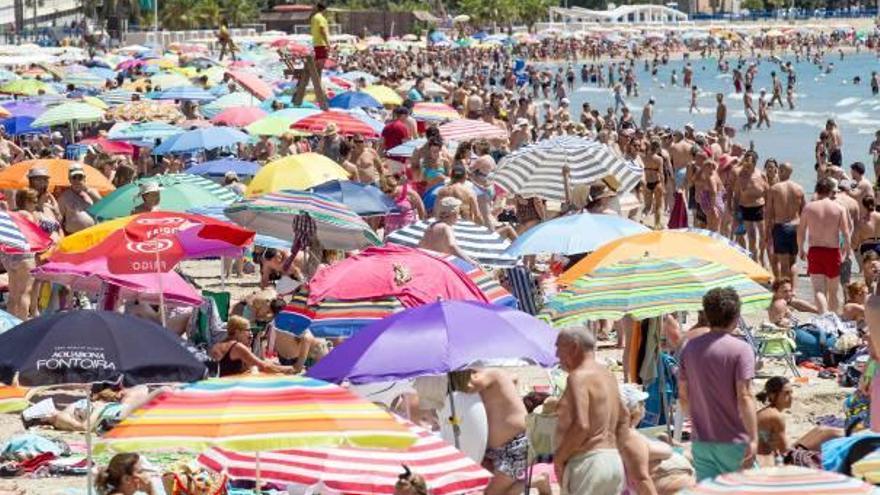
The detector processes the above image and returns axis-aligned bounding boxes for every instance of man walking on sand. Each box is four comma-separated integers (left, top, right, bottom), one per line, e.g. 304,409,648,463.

798,177,851,314
679,287,757,481
554,327,627,495
765,162,805,282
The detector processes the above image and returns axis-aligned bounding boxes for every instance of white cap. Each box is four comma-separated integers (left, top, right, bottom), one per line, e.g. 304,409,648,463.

139,182,160,195
27,167,50,178
619,383,649,411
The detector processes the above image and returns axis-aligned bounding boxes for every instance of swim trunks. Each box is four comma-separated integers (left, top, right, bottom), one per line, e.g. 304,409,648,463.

485,432,528,481
772,223,798,256
562,449,624,495
807,246,842,279
646,180,660,192
313,45,329,61
829,148,842,167
739,204,764,222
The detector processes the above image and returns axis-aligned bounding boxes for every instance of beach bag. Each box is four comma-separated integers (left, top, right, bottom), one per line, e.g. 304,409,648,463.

794,324,837,363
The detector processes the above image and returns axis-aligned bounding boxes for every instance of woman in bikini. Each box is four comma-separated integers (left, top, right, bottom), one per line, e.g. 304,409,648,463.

855,196,880,257
209,315,296,377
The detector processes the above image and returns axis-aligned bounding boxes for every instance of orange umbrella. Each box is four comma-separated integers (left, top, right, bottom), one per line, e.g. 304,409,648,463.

0,159,115,195
558,230,771,285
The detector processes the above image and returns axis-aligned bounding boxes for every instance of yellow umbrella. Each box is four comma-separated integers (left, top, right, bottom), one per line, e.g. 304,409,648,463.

56,215,131,253
558,230,771,285
363,85,403,107
246,153,350,196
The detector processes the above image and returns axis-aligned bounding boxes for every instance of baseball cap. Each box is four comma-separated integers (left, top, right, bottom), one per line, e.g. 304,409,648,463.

139,182,160,195
224,170,239,180
68,165,86,178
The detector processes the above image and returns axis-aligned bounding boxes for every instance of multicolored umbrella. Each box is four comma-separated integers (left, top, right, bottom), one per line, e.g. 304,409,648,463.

490,135,643,202
153,127,250,155
681,466,877,494
198,420,492,495
210,106,267,127
0,385,28,414
0,159,115,194
99,374,417,453
0,210,52,254
307,301,558,384
98,88,135,106
31,102,103,127
411,102,460,122
225,190,381,251
88,174,239,221
246,153,350,196
200,91,260,119
506,213,649,256
291,111,379,138
438,119,507,141
543,257,772,325
558,230,772,285
386,219,516,267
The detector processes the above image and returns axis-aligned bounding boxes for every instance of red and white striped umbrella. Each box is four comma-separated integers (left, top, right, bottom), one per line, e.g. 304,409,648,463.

197,420,491,495
438,119,507,142
292,111,379,138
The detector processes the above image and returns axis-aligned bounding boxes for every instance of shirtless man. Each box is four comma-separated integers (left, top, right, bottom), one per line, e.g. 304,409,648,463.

668,130,693,193
714,93,727,131
825,119,843,167
848,161,874,209
642,140,666,229
756,89,770,129
131,182,161,215
765,163,805,282
732,151,769,262
743,87,756,131
347,134,385,185
417,197,479,266
457,368,528,495
855,196,880,261
434,166,482,224
870,131,880,183
767,278,819,328
554,327,626,495
798,177,851,314
835,180,860,293
58,166,100,235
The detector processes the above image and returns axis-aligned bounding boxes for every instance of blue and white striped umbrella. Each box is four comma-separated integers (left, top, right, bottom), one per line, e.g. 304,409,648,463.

99,88,135,106
0,211,31,252
154,86,216,102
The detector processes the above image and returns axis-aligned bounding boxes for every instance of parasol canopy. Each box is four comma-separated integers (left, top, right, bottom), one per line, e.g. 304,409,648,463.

246,153,350,196
506,212,649,256
0,159,114,194
386,219,516,267
680,466,877,494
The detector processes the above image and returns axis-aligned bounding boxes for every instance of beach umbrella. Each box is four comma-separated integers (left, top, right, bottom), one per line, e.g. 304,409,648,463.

32,258,203,306
307,301,557,385
291,111,380,138
80,136,135,155
2,101,45,118
155,87,217,103
30,102,103,127
386,219,517,267
307,180,398,216
153,127,250,155
0,107,10,119
99,374,417,453
681,466,876,494
490,135,643,202
412,102,460,122
246,153,349,195
245,114,307,137
144,72,191,89
543,257,772,326
187,205,289,249
225,190,381,250
63,71,105,88
81,96,109,111
210,106,267,127
438,119,507,141
339,70,378,84
0,79,54,96
558,230,771,285
0,310,206,386
506,213,649,256
1,116,46,136
267,107,322,122
362,85,403,106
0,311,20,335
108,101,183,123
98,88,135,106
88,174,239,221
184,158,260,178
199,91,259,118
328,91,383,110
0,159,114,194
226,70,274,100
0,210,52,254
198,419,492,495
107,121,182,141
276,248,517,337
387,137,459,158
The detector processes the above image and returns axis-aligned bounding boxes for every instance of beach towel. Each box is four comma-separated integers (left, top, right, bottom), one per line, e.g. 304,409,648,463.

667,191,688,229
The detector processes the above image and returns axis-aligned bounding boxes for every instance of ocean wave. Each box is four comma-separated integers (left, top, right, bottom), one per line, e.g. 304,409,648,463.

835,97,861,107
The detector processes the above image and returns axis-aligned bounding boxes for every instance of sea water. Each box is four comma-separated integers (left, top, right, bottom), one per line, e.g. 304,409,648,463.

542,52,880,188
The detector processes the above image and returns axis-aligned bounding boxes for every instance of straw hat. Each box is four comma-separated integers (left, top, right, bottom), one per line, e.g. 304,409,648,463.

322,122,338,137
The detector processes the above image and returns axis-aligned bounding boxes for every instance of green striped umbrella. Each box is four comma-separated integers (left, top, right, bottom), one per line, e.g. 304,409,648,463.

88,174,240,221
542,257,771,326
0,79,55,96
31,102,104,127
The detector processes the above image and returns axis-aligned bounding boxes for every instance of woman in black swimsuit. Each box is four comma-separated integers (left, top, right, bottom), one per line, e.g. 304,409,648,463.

210,315,296,377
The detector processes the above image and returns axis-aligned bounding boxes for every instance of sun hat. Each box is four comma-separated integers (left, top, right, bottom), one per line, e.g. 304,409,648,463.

27,167,50,179
139,182,160,196
620,383,649,411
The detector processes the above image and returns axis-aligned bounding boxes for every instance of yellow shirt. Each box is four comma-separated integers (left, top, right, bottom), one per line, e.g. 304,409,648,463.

310,12,329,47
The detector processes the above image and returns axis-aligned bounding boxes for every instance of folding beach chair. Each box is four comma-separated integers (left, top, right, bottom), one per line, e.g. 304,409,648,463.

755,323,801,377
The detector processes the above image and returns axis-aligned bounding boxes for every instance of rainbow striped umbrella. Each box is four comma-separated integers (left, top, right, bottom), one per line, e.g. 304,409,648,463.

99,374,417,453
225,190,381,251
681,466,877,494
412,102,460,122
543,257,771,325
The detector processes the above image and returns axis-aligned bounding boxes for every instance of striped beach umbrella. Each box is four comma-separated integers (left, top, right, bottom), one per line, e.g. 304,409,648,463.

200,91,260,119
386,219,517,267
543,257,771,326
225,190,381,251
63,71,105,88
387,138,459,158
412,102,460,122
99,88,135,106
107,121,182,142
99,374,417,453
0,210,52,254
197,420,491,495
438,119,507,142
490,135,644,201
153,127,251,155
291,111,380,138
31,102,103,127
154,85,215,102
681,466,876,494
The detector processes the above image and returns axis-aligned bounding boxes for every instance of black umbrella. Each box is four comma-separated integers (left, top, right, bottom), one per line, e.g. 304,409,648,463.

0,311,207,387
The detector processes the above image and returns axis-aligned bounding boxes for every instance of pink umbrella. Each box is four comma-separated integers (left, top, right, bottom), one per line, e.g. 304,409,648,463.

211,106,267,127
32,257,203,306
116,59,146,71
226,70,273,101
80,136,136,155
438,119,507,142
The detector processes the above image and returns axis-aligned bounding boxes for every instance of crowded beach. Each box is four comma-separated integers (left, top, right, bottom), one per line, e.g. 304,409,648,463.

0,7,877,495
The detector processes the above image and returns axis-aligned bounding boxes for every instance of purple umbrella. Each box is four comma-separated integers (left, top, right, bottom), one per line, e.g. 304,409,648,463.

2,101,46,118
306,301,558,384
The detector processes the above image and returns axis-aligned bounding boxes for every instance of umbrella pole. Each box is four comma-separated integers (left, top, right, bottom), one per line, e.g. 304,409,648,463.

446,375,460,449
220,256,226,292
156,250,166,327
255,451,261,494
86,396,94,495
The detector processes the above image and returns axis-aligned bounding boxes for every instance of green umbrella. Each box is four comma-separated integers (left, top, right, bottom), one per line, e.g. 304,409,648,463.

88,174,240,221
245,114,306,137
31,102,104,128
0,79,55,96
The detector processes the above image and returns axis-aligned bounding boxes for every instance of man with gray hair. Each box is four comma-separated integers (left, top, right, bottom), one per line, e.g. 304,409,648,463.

417,197,479,266
554,326,627,495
